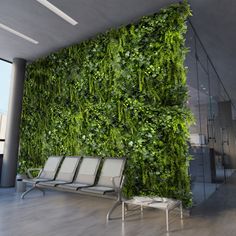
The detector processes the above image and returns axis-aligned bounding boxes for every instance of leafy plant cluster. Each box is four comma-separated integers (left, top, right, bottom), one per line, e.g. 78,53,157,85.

20,2,192,206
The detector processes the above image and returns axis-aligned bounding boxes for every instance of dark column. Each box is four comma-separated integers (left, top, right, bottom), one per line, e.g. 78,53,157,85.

1,58,26,187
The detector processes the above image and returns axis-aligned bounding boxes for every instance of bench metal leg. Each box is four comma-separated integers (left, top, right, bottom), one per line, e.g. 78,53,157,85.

106,185,124,221
21,186,45,199
106,200,121,221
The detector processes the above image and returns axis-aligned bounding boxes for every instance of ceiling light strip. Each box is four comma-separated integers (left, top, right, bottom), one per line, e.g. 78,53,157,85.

36,0,78,26
0,22,38,44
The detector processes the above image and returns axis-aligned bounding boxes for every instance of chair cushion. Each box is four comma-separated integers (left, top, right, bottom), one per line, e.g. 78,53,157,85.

37,180,68,187
81,186,114,194
57,183,91,190
23,178,53,184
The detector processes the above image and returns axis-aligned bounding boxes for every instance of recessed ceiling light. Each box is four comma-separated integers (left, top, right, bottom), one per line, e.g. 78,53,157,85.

37,0,78,26
0,22,38,44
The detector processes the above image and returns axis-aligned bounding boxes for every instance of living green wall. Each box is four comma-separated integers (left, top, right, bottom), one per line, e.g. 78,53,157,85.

20,2,192,206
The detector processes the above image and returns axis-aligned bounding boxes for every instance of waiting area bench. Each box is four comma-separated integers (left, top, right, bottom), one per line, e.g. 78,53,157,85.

21,156,126,220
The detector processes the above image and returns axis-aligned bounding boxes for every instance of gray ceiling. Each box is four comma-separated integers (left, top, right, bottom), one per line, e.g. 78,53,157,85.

0,0,179,61
188,0,236,107
0,0,235,105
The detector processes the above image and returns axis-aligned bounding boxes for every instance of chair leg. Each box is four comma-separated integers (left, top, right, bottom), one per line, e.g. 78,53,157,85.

21,186,45,199
37,187,45,195
21,186,36,199
106,200,121,221
106,184,124,221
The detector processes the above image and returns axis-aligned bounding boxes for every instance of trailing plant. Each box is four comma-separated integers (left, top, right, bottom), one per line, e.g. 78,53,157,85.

19,2,193,206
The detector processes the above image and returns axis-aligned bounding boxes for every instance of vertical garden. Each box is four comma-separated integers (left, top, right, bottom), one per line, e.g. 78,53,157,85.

19,2,192,206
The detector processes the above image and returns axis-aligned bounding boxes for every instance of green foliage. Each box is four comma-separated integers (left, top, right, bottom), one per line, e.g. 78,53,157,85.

19,2,193,206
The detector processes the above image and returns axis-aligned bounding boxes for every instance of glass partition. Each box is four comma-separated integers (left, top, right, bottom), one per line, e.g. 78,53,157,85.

186,21,236,205
0,59,11,155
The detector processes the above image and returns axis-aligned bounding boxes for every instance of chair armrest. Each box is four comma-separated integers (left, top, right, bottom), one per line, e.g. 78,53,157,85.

27,168,42,179
111,175,125,192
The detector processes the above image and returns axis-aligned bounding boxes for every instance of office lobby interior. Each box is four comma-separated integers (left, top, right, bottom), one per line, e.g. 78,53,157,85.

0,0,236,235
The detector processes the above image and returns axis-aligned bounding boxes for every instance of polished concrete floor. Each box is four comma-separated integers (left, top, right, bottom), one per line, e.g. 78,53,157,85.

191,169,235,205
1,175,236,236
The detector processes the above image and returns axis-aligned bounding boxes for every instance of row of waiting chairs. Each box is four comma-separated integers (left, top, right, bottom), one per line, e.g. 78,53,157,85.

21,156,126,220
